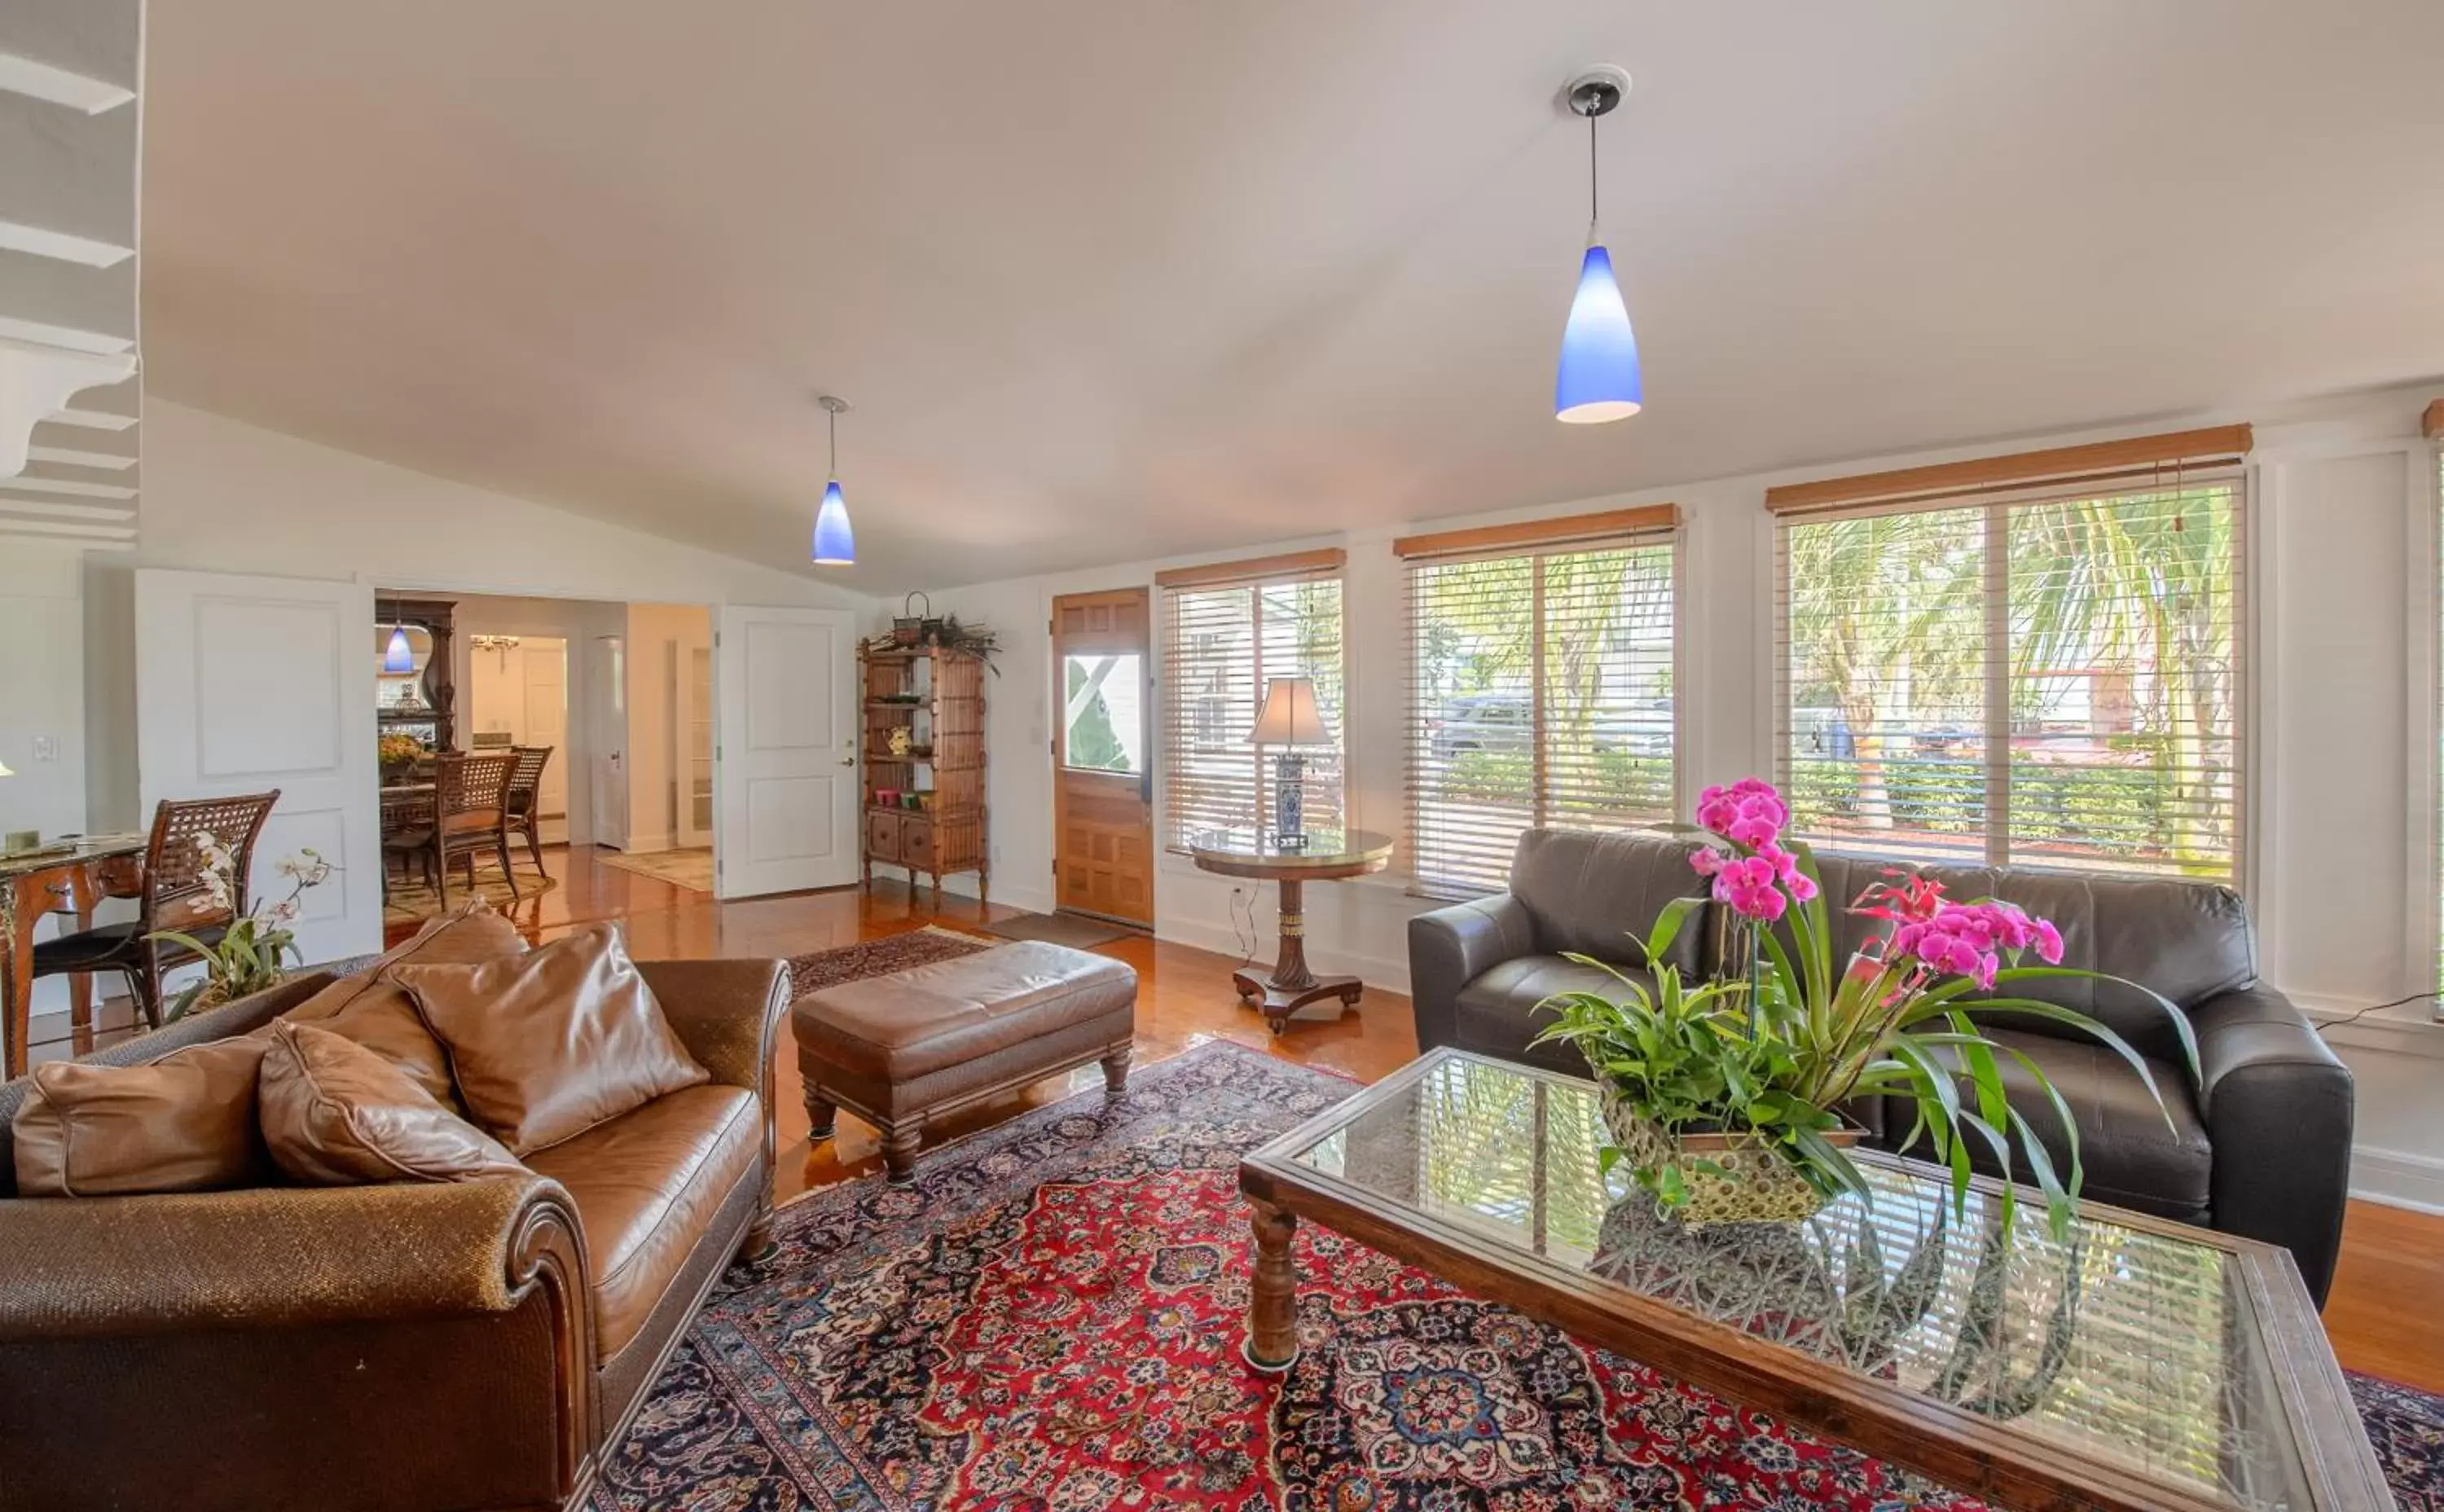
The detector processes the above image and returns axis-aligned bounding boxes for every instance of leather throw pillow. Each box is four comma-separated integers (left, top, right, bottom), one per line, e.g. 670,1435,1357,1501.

257,1021,527,1185
280,896,532,1108
392,924,707,1156
12,1036,272,1198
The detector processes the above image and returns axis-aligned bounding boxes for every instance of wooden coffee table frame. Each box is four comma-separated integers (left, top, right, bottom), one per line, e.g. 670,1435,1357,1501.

1238,1048,2393,1512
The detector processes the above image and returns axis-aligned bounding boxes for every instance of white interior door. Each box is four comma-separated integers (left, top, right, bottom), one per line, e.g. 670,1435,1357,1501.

714,604,859,899
134,569,381,968
589,635,627,850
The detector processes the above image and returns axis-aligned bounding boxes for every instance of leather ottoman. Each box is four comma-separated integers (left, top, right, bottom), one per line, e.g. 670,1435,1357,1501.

791,940,1138,1183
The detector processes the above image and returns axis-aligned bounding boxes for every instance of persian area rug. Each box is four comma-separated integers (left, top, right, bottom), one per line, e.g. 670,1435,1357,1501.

590,1042,2444,1512
783,924,996,998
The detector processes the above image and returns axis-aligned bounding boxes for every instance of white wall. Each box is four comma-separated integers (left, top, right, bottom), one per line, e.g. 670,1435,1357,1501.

920,384,2444,1210
0,543,95,1014
81,399,878,831
621,601,712,853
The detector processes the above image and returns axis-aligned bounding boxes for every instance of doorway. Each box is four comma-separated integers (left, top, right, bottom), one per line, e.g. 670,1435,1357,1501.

1051,587,1153,925
466,634,569,842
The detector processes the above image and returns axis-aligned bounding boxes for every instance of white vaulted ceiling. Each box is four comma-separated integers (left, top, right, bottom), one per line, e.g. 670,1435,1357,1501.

141,2,2444,588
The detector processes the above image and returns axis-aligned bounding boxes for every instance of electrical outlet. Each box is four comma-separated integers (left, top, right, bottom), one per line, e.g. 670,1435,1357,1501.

30,736,58,762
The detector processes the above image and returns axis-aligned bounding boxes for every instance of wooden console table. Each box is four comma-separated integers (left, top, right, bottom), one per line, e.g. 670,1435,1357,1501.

2,835,148,1078
1187,826,1392,1035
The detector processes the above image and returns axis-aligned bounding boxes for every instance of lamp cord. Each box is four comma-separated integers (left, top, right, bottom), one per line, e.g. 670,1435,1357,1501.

2314,990,2438,1035
828,405,838,478
1587,111,1599,232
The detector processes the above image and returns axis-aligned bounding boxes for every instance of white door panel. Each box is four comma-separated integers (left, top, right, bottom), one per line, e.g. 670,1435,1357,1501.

135,569,381,968
714,605,858,899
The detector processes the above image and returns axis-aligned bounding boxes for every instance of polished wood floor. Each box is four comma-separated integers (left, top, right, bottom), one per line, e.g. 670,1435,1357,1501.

42,843,2444,1394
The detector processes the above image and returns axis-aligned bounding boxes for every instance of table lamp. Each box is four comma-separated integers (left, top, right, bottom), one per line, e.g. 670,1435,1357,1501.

1248,676,1333,850
0,758,34,857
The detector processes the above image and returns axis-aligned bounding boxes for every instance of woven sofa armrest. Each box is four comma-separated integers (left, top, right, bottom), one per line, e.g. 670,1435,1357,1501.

0,1173,587,1341
639,956,791,1096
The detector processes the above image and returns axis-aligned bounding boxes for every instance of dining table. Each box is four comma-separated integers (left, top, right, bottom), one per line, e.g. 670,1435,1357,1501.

1,833,150,1079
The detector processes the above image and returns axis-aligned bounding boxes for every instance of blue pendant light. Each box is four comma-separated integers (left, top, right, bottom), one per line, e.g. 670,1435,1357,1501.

1555,68,1642,424
811,394,855,565
383,623,414,672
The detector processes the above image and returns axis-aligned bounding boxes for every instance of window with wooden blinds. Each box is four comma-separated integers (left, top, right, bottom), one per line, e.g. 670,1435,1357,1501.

1771,441,2248,882
1401,509,1680,899
1158,559,1344,852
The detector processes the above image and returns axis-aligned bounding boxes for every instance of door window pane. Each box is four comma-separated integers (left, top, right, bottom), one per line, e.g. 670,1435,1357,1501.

1063,653,1144,774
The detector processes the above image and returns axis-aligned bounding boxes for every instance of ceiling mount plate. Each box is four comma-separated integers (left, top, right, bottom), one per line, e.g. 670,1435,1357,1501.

817,394,851,415
1564,65,1632,119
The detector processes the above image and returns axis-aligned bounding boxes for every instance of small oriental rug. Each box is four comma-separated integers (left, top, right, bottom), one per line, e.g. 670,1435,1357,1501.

598,846,717,893
590,1042,2444,1511
380,854,556,923
782,924,997,999
982,909,1142,950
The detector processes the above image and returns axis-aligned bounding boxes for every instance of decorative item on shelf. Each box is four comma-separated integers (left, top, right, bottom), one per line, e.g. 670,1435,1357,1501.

887,725,912,758
892,591,943,648
929,614,1001,672
1554,65,1643,424
811,394,855,565
1246,675,1333,850
382,624,415,673
1530,777,2190,1233
148,836,333,1020
874,787,900,808
903,791,925,811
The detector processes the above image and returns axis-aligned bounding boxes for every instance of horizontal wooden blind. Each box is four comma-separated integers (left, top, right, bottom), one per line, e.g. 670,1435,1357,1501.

1160,561,1343,851
1404,510,1680,899
1774,459,2246,881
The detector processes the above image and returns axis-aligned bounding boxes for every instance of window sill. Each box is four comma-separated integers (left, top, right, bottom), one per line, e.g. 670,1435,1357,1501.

2301,997,2444,1061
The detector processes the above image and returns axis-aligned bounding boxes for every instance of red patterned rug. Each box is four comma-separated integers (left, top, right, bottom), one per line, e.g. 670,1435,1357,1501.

589,1042,2444,1510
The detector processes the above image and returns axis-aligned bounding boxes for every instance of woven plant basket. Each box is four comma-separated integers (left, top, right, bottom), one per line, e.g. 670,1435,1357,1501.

1597,1083,1861,1228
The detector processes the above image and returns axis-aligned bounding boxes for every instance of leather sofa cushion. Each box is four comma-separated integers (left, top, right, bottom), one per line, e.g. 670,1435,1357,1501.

1507,829,1712,974
793,941,1136,1082
1880,1027,2212,1221
12,1036,271,1197
1453,955,1654,1079
526,1083,759,1360
395,925,709,1156
1807,856,2248,1063
280,898,531,1110
257,1021,527,1186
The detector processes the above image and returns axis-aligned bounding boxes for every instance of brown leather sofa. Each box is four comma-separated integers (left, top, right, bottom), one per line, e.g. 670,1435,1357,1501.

1409,827,2356,1305
0,956,791,1512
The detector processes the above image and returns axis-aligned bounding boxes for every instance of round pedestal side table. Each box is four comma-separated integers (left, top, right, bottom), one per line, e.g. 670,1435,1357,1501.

1187,827,1394,1035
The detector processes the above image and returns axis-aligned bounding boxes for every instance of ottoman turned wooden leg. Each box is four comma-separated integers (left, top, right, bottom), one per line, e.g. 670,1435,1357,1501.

805,1093,837,1141
1102,1045,1132,1093
740,1211,777,1263
880,1120,923,1185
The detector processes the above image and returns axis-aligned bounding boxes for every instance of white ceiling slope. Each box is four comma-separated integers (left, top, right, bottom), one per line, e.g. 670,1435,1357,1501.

142,2,2444,589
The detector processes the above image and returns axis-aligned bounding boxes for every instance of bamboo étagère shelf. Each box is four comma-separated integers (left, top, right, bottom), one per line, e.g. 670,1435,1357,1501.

858,642,988,904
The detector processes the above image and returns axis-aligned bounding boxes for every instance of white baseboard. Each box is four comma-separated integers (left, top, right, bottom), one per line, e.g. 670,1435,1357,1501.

2349,1145,2444,1214
1157,913,1412,997
927,871,1055,918
624,831,671,855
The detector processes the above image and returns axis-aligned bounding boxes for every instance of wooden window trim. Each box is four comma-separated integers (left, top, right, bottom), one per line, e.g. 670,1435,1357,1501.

1153,548,1345,591
1762,425,2254,516
1392,504,1680,560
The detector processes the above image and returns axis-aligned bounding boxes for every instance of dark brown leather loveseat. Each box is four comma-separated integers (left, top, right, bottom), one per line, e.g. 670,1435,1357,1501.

0,956,790,1512
1408,827,2356,1304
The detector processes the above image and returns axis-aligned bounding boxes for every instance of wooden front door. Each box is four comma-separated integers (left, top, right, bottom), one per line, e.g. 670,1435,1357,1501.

1052,588,1154,925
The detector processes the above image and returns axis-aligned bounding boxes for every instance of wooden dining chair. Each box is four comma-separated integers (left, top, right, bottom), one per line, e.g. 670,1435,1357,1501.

30,791,281,1030
503,745,555,873
383,752,518,910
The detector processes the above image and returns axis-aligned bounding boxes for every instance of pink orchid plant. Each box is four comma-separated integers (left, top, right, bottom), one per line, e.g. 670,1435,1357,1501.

1534,778,2191,1234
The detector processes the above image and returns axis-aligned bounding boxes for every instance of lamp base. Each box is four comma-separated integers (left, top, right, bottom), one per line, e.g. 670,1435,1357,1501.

1273,753,1306,850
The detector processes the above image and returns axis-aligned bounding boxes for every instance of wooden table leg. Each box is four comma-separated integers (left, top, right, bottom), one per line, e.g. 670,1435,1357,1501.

1,877,30,1080
1243,1197,1300,1373
1229,876,1366,1035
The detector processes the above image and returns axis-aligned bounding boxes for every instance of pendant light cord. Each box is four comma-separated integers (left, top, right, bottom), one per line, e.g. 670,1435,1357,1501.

1588,110,1599,232
828,405,839,480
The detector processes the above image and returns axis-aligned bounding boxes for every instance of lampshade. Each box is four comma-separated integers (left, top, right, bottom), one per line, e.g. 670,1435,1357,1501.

1248,676,1333,747
812,480,855,565
0,758,13,777
383,624,415,673
1555,243,1642,424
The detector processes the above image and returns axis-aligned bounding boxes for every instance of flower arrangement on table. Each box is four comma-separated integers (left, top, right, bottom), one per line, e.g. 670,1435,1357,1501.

1532,777,2191,1234
149,833,334,1020
377,732,428,774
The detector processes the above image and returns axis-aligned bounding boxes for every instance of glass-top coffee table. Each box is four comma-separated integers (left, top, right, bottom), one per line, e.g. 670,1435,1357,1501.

1238,1048,2392,1512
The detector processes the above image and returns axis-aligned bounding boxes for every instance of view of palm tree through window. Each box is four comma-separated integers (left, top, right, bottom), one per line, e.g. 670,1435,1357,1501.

1780,480,2242,879
1409,537,1677,897
1160,575,1344,850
